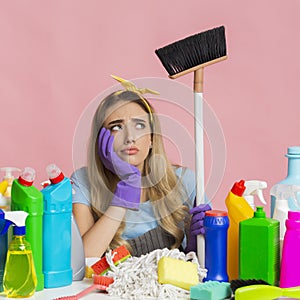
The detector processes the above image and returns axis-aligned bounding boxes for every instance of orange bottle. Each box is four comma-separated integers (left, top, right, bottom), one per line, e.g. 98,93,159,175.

225,180,254,280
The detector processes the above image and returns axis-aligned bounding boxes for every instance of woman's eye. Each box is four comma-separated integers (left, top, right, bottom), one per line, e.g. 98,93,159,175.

110,124,122,132
136,122,146,129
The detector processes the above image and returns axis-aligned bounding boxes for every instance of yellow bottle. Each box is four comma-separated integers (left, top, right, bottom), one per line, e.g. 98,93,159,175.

225,180,254,280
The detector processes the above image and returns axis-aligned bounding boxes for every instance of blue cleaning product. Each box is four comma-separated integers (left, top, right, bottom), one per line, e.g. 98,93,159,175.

203,210,229,282
1,210,37,298
42,164,72,288
271,146,300,217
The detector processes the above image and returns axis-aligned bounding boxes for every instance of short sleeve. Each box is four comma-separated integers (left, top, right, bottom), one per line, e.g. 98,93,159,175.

175,167,196,210
70,167,91,207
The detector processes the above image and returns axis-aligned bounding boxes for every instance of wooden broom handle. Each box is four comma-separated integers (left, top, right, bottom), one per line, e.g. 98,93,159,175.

194,68,204,93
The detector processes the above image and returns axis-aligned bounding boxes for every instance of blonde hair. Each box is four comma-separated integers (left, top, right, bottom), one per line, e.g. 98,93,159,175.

87,90,190,251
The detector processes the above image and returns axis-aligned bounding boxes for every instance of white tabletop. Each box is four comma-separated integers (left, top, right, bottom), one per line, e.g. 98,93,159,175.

0,279,120,300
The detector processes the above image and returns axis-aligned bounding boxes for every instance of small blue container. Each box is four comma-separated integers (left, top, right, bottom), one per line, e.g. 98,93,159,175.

42,164,72,288
204,210,229,282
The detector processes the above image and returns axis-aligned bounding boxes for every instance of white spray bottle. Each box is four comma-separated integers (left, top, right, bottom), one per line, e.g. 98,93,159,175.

243,180,267,210
270,184,300,250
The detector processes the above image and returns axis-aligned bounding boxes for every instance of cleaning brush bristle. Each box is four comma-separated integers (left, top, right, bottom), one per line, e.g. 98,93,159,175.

155,26,227,77
230,278,270,294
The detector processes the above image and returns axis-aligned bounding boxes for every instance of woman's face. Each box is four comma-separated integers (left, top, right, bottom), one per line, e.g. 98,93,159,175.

103,101,152,171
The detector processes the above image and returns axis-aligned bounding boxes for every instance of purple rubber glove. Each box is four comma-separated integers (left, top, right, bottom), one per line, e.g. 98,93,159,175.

185,203,212,253
98,127,141,210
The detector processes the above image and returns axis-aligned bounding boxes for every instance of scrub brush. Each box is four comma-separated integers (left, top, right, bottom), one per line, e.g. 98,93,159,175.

53,275,114,300
155,26,227,268
91,245,131,275
235,284,300,300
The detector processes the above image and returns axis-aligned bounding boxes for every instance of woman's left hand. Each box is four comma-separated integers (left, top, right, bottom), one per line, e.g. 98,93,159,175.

189,203,212,235
185,203,211,253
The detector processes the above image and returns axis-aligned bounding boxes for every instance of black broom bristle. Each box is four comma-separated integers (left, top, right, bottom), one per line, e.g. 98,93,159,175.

230,279,270,294
155,26,227,76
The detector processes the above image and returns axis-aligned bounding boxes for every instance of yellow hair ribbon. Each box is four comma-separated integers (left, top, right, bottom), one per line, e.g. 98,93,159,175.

111,75,159,125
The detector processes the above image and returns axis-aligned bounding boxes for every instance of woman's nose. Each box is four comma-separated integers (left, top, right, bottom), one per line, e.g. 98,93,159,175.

124,125,136,144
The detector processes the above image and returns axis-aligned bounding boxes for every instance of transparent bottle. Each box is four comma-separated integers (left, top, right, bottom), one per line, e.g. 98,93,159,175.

271,146,300,217
3,211,37,298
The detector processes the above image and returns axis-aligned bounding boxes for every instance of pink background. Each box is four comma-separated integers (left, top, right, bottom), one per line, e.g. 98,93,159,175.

1,0,299,214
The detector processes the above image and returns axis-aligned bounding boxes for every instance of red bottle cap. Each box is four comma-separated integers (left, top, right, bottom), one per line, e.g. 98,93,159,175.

18,167,35,187
231,180,246,196
46,164,65,184
205,210,228,217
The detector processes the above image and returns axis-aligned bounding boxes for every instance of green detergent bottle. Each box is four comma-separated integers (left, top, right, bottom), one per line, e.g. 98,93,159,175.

239,206,280,286
11,167,44,291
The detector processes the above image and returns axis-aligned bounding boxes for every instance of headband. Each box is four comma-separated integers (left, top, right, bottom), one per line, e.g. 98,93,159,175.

111,75,159,125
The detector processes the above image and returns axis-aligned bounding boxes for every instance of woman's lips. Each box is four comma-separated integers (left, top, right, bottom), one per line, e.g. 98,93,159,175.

121,147,139,155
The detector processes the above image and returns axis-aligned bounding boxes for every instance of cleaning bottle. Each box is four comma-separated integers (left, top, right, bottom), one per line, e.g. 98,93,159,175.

271,146,300,217
0,180,8,209
0,210,7,292
225,180,254,280
0,167,21,210
42,164,72,288
243,180,267,210
270,184,300,255
1,210,37,298
10,167,44,291
280,211,300,288
203,210,229,282
239,206,280,286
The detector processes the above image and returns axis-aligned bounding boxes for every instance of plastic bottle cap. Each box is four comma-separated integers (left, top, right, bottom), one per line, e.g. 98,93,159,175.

254,206,266,218
288,211,300,220
18,167,35,187
231,180,246,196
205,210,228,217
286,146,300,157
46,164,64,184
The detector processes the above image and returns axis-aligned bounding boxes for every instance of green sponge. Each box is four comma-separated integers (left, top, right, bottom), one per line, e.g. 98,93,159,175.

190,280,232,300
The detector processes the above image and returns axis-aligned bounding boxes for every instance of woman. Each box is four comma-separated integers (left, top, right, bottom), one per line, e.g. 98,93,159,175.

71,76,210,257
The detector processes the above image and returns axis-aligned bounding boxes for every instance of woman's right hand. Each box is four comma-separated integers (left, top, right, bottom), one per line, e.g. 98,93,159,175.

98,127,141,210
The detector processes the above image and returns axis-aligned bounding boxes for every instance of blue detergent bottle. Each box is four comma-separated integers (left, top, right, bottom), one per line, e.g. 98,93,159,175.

203,210,229,282
42,164,72,288
271,146,300,217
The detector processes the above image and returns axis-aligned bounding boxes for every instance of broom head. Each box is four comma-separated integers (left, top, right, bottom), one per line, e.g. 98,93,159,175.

155,26,227,78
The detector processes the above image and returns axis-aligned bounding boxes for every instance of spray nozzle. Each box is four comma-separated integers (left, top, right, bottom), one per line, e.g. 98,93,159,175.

243,180,267,209
270,184,300,210
0,209,28,236
0,167,21,182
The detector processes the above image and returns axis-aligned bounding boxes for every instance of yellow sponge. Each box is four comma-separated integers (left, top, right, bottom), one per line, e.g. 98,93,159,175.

157,256,199,290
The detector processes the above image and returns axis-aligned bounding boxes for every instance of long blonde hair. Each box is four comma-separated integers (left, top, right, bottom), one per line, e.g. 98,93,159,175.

87,90,190,250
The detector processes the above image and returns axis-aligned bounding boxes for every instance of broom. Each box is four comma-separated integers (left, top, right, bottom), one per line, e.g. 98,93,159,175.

155,26,227,268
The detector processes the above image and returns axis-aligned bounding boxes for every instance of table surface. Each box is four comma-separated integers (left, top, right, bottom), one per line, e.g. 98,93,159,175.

0,279,120,300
